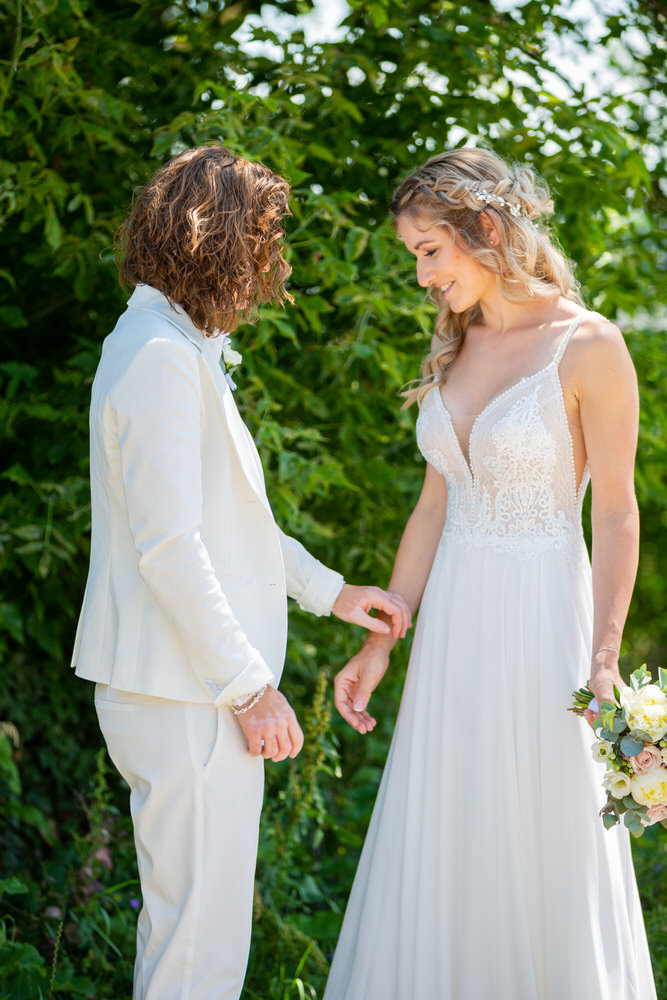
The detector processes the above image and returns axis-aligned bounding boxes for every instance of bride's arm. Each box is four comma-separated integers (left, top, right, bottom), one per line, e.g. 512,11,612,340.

574,316,640,721
334,461,447,733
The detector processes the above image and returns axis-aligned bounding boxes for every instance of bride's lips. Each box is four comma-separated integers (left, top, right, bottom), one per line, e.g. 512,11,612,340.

439,281,454,297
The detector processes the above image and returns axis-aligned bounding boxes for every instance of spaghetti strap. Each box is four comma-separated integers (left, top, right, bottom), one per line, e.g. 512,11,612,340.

553,314,584,365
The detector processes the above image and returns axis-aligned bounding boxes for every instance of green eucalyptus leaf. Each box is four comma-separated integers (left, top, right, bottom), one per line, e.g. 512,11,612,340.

628,730,653,743
620,734,646,757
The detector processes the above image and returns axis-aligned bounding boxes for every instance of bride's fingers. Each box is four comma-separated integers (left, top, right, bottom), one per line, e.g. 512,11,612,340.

335,689,377,733
583,707,597,728
333,687,356,721
356,711,377,733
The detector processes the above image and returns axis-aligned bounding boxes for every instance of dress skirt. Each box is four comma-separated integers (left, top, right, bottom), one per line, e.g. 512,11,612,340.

323,538,656,1000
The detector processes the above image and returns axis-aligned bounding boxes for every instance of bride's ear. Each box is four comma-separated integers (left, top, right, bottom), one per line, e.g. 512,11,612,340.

480,210,500,248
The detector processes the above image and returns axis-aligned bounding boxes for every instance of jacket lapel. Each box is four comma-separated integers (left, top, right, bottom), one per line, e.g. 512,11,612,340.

127,286,272,514
198,348,273,513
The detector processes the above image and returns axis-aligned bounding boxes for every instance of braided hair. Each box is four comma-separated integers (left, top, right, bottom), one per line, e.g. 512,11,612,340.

391,148,582,406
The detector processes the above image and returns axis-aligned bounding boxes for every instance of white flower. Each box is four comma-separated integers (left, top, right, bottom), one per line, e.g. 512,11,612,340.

603,771,632,800
591,740,614,764
223,345,243,368
621,684,667,741
630,767,667,808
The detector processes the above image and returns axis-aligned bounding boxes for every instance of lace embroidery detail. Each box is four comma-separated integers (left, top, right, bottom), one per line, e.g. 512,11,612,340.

416,365,589,563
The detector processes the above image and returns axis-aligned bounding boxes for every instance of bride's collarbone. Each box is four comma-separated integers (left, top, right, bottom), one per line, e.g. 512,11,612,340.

440,363,540,418
441,336,566,416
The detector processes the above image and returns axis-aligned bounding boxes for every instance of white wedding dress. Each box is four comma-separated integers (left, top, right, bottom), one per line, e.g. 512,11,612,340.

324,318,656,1000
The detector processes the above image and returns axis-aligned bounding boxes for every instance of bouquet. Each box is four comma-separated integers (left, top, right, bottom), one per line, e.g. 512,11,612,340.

571,664,667,838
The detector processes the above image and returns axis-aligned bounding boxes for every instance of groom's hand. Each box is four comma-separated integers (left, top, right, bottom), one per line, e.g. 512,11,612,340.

235,686,304,762
332,584,412,639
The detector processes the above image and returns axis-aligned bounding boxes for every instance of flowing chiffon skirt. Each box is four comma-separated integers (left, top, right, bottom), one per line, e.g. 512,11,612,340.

323,538,656,1000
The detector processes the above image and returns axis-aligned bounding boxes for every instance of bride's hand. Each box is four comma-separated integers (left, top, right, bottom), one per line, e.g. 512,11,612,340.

586,653,624,727
334,641,391,734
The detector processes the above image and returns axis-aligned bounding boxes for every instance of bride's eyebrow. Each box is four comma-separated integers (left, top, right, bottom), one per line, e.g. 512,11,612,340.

400,238,438,254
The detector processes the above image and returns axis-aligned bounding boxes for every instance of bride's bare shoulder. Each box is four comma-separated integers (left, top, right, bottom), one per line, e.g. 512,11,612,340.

573,308,625,346
565,308,636,394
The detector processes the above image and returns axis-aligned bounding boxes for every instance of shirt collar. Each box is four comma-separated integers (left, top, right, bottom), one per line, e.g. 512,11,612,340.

127,284,206,352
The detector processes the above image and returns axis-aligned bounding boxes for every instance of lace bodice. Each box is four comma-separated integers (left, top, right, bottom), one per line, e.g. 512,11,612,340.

416,318,590,562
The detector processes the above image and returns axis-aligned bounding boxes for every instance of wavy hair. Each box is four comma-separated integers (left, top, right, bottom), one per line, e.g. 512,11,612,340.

116,145,293,334
390,148,583,406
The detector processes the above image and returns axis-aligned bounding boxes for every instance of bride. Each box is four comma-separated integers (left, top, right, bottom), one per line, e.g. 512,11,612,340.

323,148,656,999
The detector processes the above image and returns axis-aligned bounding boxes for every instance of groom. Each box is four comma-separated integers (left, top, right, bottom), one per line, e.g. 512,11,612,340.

71,145,409,1000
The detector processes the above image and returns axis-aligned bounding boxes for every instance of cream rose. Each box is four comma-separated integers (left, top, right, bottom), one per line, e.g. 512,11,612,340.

630,767,667,807
591,740,614,764
621,684,667,741
630,744,664,774
603,771,632,800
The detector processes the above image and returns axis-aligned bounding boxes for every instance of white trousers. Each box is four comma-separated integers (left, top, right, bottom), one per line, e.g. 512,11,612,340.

95,684,264,1000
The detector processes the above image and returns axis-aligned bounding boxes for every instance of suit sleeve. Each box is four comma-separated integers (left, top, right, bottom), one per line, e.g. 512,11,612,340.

111,336,274,706
277,527,344,616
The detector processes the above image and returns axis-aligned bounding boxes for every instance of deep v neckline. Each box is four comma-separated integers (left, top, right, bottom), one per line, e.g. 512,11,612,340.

435,315,583,480
436,361,557,479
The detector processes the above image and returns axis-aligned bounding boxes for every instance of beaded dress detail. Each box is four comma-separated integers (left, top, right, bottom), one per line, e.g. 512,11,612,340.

324,317,656,1000
417,323,589,564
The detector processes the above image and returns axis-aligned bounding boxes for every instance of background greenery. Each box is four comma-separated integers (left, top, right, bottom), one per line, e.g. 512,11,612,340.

1,0,665,996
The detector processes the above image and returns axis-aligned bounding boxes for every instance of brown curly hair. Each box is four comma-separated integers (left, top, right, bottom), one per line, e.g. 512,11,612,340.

116,145,293,334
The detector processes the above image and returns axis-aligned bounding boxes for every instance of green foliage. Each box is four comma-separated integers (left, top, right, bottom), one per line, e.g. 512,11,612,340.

1,0,666,995
632,826,667,996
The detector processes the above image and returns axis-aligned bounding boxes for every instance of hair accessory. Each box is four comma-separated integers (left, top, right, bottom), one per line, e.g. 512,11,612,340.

466,185,534,224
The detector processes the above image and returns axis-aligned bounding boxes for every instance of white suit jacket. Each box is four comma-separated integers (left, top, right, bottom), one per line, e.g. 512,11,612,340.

72,284,344,706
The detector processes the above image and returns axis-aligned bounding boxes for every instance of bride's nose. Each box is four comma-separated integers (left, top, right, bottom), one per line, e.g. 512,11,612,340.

416,259,434,288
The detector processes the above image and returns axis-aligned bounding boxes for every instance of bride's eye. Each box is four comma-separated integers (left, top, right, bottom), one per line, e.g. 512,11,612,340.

424,249,437,257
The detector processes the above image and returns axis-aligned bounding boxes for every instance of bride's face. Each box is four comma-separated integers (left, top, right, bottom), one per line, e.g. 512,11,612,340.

396,212,495,313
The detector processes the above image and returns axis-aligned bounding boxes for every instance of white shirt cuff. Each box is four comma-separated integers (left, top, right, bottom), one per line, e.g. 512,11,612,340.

207,654,275,707
296,565,344,617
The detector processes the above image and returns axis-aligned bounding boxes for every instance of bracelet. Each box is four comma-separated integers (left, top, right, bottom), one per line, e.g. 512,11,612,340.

594,646,620,656
231,685,267,716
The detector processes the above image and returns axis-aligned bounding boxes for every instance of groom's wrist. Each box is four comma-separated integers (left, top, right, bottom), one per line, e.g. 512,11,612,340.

231,685,268,715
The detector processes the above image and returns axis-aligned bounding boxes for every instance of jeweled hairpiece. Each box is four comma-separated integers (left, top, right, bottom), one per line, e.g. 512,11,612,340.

466,185,535,225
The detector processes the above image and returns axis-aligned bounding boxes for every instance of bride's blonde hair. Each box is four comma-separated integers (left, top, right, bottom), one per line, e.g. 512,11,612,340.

391,148,583,407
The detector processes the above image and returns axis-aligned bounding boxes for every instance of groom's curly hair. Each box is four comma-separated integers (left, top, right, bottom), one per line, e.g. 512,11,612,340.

116,145,293,334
